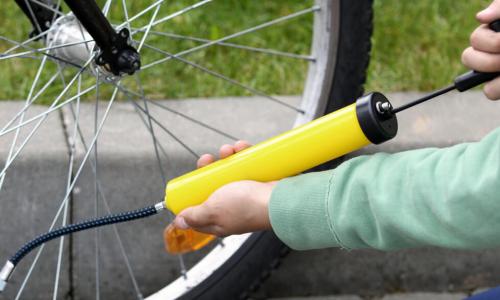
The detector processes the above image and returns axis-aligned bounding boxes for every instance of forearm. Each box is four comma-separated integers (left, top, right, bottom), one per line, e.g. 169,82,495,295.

270,127,500,251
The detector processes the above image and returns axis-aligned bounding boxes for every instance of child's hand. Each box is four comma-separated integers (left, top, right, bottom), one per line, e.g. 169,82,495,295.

172,141,276,236
462,0,500,100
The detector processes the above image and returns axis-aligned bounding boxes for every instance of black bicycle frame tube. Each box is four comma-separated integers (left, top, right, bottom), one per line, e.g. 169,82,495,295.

63,0,119,54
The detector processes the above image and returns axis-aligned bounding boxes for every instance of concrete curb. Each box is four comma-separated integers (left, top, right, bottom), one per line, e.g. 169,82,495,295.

1,92,500,299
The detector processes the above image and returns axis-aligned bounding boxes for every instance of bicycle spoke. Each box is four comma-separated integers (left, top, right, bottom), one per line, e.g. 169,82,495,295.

6,1,75,66
0,31,50,55
115,0,212,43
110,81,218,159
0,73,59,134
23,0,43,34
138,30,315,61
15,86,119,300
0,63,82,184
133,75,191,276
52,76,82,300
136,4,161,52
0,39,90,67
0,81,97,137
144,99,238,141
142,43,304,112
65,97,145,300
129,87,189,277
107,81,239,141
133,76,166,181
102,0,113,16
132,76,190,275
0,39,83,70
129,99,199,158
0,7,83,68
0,51,51,192
2,0,60,55
132,0,212,33
121,0,131,32
142,5,320,70
131,105,171,169
6,39,94,57
0,64,91,177
27,0,63,17
93,74,101,300
116,0,166,30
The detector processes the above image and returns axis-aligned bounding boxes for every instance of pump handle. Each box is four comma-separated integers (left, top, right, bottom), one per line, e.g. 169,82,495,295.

454,20,500,92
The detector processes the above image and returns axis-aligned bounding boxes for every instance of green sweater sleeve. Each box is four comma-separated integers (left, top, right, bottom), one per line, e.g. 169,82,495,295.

269,127,500,251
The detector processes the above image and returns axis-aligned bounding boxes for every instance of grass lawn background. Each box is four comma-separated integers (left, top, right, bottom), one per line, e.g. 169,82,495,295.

0,0,491,102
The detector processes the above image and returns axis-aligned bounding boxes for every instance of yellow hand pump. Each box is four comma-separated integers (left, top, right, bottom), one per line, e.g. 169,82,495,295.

164,92,398,214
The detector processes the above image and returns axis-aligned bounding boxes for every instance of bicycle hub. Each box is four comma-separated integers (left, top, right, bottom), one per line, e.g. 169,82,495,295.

63,0,141,76
46,14,95,66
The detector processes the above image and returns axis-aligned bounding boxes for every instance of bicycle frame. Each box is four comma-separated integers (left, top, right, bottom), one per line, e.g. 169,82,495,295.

14,0,141,75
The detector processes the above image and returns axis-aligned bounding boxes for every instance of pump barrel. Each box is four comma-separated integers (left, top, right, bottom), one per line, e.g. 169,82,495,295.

165,92,397,215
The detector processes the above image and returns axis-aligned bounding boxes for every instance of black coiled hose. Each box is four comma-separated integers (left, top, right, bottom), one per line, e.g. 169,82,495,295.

9,205,159,266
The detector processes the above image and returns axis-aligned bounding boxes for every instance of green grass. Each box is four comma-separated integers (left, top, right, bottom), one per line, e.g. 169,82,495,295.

0,0,492,101
366,0,491,92
0,1,312,103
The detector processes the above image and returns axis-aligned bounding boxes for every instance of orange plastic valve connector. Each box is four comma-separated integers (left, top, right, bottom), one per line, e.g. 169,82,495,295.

164,224,216,254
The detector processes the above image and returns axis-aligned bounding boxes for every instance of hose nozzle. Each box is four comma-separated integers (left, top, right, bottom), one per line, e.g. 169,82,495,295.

0,261,14,292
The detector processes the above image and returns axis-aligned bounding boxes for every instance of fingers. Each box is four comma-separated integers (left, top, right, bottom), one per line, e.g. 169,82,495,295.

462,46,500,73
234,140,251,152
197,154,215,168
219,144,235,159
477,0,500,23
484,76,500,100
470,24,500,53
174,205,226,236
197,141,252,168
219,140,251,158
175,205,215,229
468,2,500,100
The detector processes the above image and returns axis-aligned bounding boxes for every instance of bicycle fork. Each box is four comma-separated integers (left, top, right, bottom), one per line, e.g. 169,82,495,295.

14,0,141,76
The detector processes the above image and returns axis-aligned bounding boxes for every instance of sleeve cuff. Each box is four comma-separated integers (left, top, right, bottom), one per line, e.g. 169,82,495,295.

268,170,343,250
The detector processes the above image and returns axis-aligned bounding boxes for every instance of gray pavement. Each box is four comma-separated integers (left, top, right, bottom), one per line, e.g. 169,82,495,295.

270,293,469,300
0,92,500,299
270,293,467,300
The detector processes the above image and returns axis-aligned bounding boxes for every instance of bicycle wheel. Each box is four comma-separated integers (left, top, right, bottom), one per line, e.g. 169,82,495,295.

0,0,373,299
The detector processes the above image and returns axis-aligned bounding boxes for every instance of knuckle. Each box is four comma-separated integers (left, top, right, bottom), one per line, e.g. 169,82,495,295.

201,204,217,221
494,56,500,70
212,226,226,237
461,48,472,66
470,28,481,48
183,212,199,225
484,85,499,100
493,34,500,50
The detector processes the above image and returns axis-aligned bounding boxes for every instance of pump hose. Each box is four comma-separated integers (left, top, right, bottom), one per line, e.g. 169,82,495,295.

9,204,160,266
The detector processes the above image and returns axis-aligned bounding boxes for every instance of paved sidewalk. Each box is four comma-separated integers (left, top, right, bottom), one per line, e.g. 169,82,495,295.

270,293,467,300
1,92,500,299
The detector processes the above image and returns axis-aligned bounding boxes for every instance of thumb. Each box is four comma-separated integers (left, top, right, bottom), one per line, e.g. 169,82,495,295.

477,0,500,23
174,205,214,229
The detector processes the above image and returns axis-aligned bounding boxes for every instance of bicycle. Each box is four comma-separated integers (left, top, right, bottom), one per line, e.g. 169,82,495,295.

0,0,373,299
